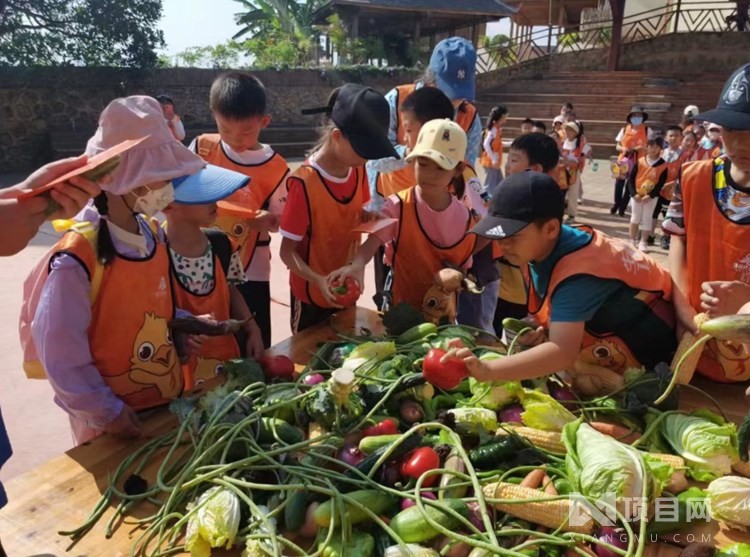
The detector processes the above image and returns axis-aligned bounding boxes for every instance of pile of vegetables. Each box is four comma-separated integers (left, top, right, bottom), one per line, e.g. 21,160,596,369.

60,311,750,557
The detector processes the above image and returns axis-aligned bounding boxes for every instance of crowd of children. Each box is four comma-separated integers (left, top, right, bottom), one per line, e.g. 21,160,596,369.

7,37,750,475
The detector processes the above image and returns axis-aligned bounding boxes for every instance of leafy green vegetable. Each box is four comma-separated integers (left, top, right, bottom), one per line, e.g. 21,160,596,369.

185,486,241,555
375,354,415,380
261,385,300,424
514,387,576,431
722,536,750,555
302,377,365,431
447,407,498,434
342,341,397,374
563,420,673,516
459,377,520,411
659,410,738,481
708,476,750,531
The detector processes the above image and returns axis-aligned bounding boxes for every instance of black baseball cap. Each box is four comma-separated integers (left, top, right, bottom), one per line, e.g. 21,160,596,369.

694,64,750,130
302,84,398,160
471,171,565,239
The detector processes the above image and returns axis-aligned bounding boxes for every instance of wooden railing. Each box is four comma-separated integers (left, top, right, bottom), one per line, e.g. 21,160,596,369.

476,0,746,74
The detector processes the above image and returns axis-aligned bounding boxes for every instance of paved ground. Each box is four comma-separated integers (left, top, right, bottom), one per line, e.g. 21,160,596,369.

0,161,667,483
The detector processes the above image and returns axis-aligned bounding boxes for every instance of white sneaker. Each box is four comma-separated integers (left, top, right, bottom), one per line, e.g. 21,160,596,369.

638,241,649,253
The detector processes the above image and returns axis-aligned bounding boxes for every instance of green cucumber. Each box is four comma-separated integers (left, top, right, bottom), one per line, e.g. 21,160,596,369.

284,490,309,532
313,489,396,527
389,499,469,543
257,417,304,445
502,317,532,334
396,323,438,344
358,434,402,455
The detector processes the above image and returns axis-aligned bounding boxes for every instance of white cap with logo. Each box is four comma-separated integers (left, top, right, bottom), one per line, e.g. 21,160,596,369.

405,119,467,170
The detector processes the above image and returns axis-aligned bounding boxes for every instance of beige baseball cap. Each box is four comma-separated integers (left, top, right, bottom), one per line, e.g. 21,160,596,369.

405,119,467,170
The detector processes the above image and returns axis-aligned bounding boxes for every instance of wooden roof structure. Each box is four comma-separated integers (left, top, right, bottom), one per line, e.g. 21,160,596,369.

504,0,601,27
314,0,517,39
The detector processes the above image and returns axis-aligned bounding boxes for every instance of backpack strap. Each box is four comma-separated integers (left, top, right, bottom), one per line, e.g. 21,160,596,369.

205,229,232,277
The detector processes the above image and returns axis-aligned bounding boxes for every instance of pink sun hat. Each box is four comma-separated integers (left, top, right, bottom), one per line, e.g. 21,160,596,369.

85,95,206,195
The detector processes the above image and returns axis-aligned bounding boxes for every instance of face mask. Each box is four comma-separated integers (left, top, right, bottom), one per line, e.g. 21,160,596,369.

701,137,715,149
630,116,644,126
133,183,174,217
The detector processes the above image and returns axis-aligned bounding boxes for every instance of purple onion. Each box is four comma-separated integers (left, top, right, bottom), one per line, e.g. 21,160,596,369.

401,491,436,510
337,444,364,467
594,527,628,557
303,373,325,386
498,403,524,424
467,502,492,532
547,379,578,410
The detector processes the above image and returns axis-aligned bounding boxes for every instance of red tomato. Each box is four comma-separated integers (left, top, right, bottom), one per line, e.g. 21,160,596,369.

362,418,398,437
422,348,468,390
330,277,361,307
400,447,441,487
259,355,295,379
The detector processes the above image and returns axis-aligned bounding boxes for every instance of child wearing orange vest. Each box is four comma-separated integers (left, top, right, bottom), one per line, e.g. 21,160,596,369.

445,171,676,382
652,125,685,250
560,121,589,221
626,138,668,253
280,84,397,333
28,96,247,444
612,106,651,217
191,72,290,348
667,64,750,383
330,119,476,316
480,105,508,197
162,168,264,396
694,122,724,161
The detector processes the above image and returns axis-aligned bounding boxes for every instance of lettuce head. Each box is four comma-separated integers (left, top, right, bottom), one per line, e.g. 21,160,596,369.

708,476,750,531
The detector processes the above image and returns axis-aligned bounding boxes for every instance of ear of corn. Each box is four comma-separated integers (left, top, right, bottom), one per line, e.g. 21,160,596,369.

648,452,685,469
571,361,626,396
483,481,594,534
672,313,710,385
495,425,565,453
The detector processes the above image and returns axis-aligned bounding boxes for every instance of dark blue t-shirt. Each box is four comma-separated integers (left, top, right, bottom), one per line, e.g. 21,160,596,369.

529,226,635,322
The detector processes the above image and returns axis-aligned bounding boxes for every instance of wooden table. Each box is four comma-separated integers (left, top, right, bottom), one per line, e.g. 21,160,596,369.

1,307,749,555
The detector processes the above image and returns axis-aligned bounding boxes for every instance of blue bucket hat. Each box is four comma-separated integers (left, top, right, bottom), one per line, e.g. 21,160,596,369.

429,37,477,102
172,164,249,204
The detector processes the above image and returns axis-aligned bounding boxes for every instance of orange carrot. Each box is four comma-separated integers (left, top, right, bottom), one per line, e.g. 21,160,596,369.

542,473,558,496
590,421,641,444
520,468,547,489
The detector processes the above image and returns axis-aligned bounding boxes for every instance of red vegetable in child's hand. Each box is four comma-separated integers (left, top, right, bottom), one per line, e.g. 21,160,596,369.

329,277,361,307
423,349,468,390
259,355,295,379
363,418,398,437
400,447,441,487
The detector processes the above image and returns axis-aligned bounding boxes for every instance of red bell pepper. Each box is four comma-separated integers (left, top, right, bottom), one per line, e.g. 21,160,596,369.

329,277,361,307
400,447,441,487
422,348,468,390
362,418,398,437
259,355,295,379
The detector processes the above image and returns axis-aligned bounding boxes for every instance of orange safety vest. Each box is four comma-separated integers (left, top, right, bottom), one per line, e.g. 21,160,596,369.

291,165,366,308
391,187,477,311
527,226,675,374
53,228,181,410
634,157,667,197
376,163,416,198
455,101,478,135
196,134,289,272
395,83,417,146
682,157,750,382
168,237,240,396
480,128,503,169
618,124,648,160
558,140,585,189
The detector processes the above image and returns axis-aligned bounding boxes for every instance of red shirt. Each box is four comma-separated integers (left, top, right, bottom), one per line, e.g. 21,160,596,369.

280,162,370,241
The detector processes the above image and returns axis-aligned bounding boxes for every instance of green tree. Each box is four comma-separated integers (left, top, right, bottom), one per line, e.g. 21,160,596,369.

233,0,322,39
0,0,165,67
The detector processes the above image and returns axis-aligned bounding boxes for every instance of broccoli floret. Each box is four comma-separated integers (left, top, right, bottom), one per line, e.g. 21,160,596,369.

382,302,424,336
223,358,265,391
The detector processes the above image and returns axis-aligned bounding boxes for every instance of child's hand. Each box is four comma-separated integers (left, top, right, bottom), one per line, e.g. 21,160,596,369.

701,280,750,318
315,274,344,308
440,347,494,382
516,326,546,347
250,210,279,232
328,264,364,293
104,404,141,439
244,319,265,360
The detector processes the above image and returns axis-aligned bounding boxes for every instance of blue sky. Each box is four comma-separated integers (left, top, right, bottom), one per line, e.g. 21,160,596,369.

159,0,508,57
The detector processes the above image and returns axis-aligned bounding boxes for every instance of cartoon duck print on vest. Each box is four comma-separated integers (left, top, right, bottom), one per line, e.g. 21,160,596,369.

128,313,180,398
188,357,226,396
422,284,457,324
578,338,637,374
705,339,749,380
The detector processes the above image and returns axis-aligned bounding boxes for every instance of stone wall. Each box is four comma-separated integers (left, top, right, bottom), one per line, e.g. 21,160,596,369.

0,67,420,172
477,31,750,90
